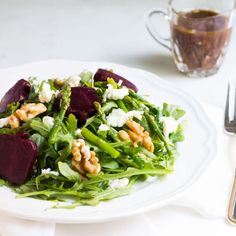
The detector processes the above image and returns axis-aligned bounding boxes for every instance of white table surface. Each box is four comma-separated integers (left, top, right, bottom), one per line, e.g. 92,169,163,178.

0,0,235,235
0,0,235,108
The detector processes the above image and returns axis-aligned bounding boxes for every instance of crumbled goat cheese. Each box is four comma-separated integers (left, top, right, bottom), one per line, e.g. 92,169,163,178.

42,116,54,129
41,168,59,176
75,129,82,136
106,108,143,127
29,77,40,93
160,116,178,137
75,139,85,147
109,178,129,189
98,124,110,132
81,145,91,161
74,139,91,160
106,109,128,127
127,110,143,121
80,69,92,81
66,75,81,87
117,80,123,86
0,117,9,128
39,82,55,103
103,84,129,102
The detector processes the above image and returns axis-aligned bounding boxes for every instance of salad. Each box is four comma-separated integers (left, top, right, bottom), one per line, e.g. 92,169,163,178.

0,68,186,208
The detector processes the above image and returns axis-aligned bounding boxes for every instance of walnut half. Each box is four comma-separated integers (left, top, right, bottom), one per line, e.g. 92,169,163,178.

118,119,154,153
71,139,101,175
8,103,47,129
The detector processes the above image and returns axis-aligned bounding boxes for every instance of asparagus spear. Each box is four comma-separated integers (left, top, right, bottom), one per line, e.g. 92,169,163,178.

145,112,172,157
48,84,71,144
81,127,120,158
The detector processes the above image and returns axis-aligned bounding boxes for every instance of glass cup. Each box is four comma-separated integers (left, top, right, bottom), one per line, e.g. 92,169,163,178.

144,0,235,77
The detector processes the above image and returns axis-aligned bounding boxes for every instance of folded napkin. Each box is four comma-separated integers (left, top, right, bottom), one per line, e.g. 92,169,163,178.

170,103,233,219
0,214,55,236
0,104,235,236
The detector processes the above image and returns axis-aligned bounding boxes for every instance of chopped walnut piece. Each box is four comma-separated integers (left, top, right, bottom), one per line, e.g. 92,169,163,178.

15,103,47,121
83,151,101,174
118,130,130,141
8,114,20,129
71,139,101,175
118,119,154,153
142,136,155,153
8,103,47,129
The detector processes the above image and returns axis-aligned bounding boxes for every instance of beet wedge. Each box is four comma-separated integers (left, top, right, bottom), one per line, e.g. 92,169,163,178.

0,79,31,113
0,133,38,185
67,87,100,124
94,69,138,92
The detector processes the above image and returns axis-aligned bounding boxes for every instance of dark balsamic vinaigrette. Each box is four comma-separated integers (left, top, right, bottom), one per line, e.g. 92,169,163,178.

171,10,232,70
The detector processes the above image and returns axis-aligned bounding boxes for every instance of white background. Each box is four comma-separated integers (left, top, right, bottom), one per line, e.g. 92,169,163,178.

0,0,235,108
0,0,235,235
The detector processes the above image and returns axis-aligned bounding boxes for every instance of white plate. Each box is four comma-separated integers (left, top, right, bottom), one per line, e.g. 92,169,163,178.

0,60,217,223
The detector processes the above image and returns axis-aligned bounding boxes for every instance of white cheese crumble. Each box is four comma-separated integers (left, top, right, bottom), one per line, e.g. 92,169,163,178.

106,108,143,127
109,178,129,189
81,145,91,161
127,110,143,121
75,139,85,146
103,84,129,102
106,109,128,127
75,128,82,136
0,117,9,128
74,139,91,161
41,168,59,176
98,124,110,132
66,75,81,87
29,77,40,93
42,116,54,129
160,116,178,137
39,82,55,103
117,80,123,86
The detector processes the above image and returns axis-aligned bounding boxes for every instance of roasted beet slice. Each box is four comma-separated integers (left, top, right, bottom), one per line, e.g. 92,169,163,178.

94,69,138,92
67,87,100,123
0,79,31,113
0,133,38,185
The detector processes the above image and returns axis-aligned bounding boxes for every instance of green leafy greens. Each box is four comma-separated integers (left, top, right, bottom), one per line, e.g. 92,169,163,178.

0,70,186,208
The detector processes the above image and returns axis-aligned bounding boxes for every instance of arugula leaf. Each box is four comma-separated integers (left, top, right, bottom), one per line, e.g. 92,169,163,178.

30,133,45,148
169,120,187,143
30,119,50,137
0,102,20,118
80,70,93,83
102,101,118,113
0,178,6,186
66,114,77,135
101,160,119,169
48,79,58,92
162,103,185,120
58,162,80,182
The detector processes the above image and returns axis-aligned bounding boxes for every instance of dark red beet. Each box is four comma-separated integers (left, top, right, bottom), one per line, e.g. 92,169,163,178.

67,87,100,123
94,69,138,92
0,133,38,185
0,79,31,113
